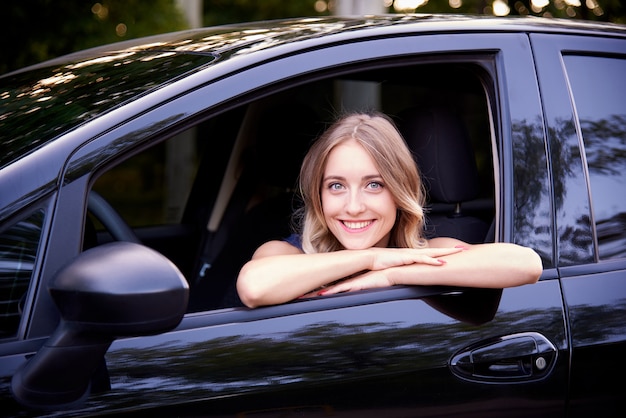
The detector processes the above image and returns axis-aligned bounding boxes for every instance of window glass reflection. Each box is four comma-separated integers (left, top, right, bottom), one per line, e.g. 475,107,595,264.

564,55,626,260
0,52,215,170
0,210,45,338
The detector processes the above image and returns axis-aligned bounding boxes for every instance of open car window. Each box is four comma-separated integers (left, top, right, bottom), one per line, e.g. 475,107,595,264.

88,58,497,313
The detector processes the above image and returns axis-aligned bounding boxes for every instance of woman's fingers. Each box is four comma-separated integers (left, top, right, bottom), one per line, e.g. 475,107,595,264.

299,247,468,300
371,246,464,270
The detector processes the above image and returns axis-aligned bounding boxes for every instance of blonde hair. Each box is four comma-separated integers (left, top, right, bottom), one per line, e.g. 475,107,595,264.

296,112,427,253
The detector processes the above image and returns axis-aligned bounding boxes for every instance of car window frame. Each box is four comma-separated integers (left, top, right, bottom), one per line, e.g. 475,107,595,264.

531,32,626,272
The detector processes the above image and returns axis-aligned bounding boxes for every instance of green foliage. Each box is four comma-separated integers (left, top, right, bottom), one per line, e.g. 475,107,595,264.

202,0,328,26
404,0,625,23
1,0,187,75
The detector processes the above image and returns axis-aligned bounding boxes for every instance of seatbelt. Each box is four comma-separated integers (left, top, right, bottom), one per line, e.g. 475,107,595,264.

195,169,256,282
194,105,262,284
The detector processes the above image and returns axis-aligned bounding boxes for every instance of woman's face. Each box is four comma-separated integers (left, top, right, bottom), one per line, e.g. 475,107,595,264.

321,139,397,249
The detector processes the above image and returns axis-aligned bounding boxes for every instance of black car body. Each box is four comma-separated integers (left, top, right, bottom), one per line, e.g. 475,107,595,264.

1,14,625,417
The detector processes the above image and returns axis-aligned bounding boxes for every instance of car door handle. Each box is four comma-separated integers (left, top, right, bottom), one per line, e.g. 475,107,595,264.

449,332,557,383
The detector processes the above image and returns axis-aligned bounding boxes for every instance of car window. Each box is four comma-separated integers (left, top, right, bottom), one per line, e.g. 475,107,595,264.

563,54,626,260
92,135,200,228
89,59,497,313
0,210,45,339
0,53,215,171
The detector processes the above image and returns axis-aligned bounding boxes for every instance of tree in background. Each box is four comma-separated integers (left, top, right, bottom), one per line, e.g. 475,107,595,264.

397,0,626,22
202,0,326,26
203,0,626,25
1,0,187,75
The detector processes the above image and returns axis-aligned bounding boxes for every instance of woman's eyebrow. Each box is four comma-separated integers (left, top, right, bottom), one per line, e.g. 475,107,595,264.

323,175,345,182
323,174,382,182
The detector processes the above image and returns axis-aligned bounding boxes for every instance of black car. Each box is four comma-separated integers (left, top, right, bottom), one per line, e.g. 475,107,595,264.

1,14,625,417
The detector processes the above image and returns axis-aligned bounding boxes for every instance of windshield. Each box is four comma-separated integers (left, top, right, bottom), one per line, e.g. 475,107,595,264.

0,50,215,169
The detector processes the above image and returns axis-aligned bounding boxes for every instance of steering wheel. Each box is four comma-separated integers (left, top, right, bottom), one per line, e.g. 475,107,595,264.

87,191,141,244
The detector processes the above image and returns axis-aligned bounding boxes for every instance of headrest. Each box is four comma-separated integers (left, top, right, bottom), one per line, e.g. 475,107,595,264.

396,106,479,204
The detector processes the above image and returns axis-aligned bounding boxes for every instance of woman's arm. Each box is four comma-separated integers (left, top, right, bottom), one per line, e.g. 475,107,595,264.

236,240,463,308
237,240,371,308
424,238,542,286
320,239,542,295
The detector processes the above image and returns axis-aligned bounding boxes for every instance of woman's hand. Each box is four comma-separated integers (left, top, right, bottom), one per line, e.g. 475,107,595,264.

368,246,464,271
300,246,465,297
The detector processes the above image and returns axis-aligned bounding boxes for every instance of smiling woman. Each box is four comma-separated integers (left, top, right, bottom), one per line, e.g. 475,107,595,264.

236,112,543,308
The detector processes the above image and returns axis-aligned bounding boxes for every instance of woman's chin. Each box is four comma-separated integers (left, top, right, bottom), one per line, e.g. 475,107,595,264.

338,238,376,250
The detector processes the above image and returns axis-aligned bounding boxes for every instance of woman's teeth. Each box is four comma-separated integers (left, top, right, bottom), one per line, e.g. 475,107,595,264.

343,220,372,230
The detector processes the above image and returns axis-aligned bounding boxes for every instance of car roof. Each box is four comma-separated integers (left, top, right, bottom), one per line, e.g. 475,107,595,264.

10,14,626,71
1,14,625,170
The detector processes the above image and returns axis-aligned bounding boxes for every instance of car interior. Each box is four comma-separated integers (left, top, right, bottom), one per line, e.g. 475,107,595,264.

86,59,497,313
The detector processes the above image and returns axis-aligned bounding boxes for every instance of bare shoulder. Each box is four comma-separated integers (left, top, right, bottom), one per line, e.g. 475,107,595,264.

427,236,467,248
252,239,304,259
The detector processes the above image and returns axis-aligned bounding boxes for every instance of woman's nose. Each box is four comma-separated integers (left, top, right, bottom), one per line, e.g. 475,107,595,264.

345,190,365,214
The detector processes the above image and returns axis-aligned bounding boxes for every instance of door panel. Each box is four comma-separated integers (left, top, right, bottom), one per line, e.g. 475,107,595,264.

560,267,626,417
61,283,569,417
531,33,626,417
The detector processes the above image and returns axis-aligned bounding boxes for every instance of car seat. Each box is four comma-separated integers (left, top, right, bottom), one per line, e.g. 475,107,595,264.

188,102,323,310
395,106,491,244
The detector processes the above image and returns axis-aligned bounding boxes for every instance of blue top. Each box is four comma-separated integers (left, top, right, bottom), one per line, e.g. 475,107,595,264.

284,233,303,250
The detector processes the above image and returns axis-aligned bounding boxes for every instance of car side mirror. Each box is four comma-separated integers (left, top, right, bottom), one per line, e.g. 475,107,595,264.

11,242,189,409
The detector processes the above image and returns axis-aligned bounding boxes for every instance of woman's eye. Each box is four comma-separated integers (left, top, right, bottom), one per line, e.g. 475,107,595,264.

367,181,383,190
329,182,344,191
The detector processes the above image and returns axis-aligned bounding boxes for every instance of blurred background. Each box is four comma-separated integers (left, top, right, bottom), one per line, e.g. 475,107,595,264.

2,0,625,76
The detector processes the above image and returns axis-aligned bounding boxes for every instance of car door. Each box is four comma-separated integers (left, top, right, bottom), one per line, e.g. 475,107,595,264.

2,31,568,417
531,32,626,417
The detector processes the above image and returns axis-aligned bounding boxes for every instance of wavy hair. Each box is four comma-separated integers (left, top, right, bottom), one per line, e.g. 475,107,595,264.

295,112,427,253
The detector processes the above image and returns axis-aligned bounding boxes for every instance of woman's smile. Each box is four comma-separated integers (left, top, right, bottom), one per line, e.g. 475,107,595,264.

341,219,374,231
